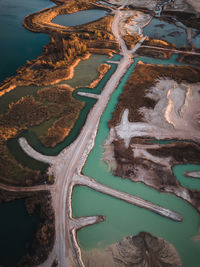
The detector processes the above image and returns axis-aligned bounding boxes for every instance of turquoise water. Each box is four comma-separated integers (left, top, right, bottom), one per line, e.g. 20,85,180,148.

52,9,107,27
0,199,41,266
14,59,117,156
0,0,54,83
13,54,181,157
73,186,200,267
192,32,200,48
72,55,200,266
1,0,200,265
174,164,200,191
144,18,188,48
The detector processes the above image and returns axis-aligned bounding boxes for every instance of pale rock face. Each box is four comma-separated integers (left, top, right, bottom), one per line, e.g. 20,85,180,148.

115,80,200,147
118,10,151,36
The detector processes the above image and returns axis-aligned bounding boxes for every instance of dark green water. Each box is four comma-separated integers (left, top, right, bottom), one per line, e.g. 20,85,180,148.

0,199,41,267
52,9,107,27
7,138,49,171
3,54,113,169
1,1,200,265
0,0,54,83
60,54,109,88
72,55,200,266
174,164,200,191
12,59,117,157
9,54,180,159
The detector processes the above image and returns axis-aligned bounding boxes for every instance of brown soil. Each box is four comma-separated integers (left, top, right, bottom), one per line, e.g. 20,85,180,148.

0,84,83,185
109,63,200,127
107,63,200,213
0,0,119,186
163,11,200,30
112,138,200,212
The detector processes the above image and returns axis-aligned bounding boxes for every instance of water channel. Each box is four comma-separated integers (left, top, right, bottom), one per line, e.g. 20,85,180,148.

72,56,200,267
0,1,200,266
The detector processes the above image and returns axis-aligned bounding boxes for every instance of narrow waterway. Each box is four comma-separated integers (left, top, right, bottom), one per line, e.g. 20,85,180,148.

72,55,200,267
173,164,200,191
3,54,111,170
11,56,118,157
1,0,200,266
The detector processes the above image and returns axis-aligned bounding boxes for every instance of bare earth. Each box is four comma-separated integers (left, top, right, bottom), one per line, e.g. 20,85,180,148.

0,6,182,267
1,1,200,266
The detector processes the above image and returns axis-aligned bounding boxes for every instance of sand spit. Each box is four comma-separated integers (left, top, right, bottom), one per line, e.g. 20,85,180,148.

185,171,200,178
73,173,183,221
77,92,100,99
4,4,193,267
17,22,182,267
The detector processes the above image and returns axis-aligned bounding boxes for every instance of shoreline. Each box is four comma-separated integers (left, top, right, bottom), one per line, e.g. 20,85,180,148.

16,9,186,266
1,0,200,266
0,53,91,98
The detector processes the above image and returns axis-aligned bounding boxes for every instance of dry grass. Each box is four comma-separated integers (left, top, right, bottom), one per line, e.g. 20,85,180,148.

0,85,84,184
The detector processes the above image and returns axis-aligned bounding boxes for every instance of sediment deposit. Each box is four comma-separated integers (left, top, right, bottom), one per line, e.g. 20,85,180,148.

82,232,182,267
105,63,200,213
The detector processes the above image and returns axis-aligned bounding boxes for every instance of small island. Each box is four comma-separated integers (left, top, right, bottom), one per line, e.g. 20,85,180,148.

0,0,200,266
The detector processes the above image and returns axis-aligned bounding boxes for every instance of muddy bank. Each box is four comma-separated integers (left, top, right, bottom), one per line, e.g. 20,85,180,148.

0,83,84,186
105,63,200,213
108,138,200,211
82,232,182,267
109,63,200,127
89,64,111,88
0,0,119,96
0,0,120,186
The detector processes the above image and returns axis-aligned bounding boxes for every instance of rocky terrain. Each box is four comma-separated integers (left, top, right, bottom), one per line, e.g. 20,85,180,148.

104,63,200,213
82,232,182,267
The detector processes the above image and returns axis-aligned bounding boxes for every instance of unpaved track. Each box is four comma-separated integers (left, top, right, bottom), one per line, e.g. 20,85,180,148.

13,7,182,267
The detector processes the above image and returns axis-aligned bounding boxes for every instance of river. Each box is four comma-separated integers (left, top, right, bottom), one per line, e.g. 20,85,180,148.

0,1,200,266
72,56,200,267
